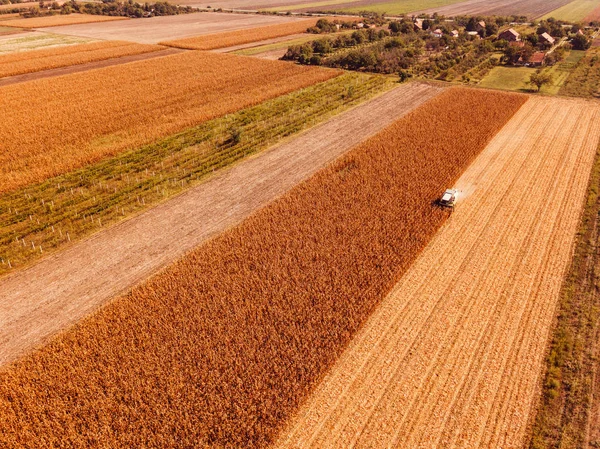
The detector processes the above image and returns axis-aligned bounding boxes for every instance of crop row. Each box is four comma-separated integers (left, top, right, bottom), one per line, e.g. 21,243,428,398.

0,72,393,276
0,40,164,78
0,87,527,448
0,50,338,194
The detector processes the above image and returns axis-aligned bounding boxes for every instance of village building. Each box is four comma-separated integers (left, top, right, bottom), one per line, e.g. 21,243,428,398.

539,32,556,46
451,30,459,38
413,18,423,31
498,28,521,42
530,52,546,67
431,28,443,38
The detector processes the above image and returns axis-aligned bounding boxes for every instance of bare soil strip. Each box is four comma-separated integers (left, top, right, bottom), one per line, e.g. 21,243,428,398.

0,47,182,87
413,0,573,18
0,83,441,368
274,96,600,449
39,11,310,44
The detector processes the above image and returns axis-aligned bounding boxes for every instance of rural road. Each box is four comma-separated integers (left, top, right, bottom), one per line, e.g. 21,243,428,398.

0,82,444,367
275,96,600,448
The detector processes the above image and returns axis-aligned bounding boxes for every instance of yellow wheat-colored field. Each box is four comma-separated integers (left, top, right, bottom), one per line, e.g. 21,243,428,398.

0,13,127,28
161,18,319,50
0,50,338,193
0,40,164,78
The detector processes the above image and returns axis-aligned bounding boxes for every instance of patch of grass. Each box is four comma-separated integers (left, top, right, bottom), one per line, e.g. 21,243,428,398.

479,66,535,92
0,73,395,276
542,0,600,21
478,51,585,95
528,144,600,449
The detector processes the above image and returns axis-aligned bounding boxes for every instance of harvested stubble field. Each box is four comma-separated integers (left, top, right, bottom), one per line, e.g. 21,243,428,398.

0,81,431,370
0,13,127,29
0,40,164,78
276,96,600,449
0,50,338,193
413,0,573,18
38,12,308,44
161,19,318,50
0,88,525,448
528,141,600,449
0,31,92,54
0,72,393,278
541,0,600,21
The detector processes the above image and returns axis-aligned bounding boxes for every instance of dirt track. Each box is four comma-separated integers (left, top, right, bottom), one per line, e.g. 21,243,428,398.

0,82,442,368
413,0,573,18
274,96,600,448
0,47,182,87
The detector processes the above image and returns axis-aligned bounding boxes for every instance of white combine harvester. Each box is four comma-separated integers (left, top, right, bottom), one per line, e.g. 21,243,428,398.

438,189,457,210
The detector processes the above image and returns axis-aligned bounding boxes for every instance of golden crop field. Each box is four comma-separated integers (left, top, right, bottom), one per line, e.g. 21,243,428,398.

0,40,164,78
0,88,526,448
0,50,339,193
161,18,319,50
0,13,127,28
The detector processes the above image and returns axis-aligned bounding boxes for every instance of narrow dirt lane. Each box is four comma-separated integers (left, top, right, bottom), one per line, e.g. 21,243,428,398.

274,97,600,449
0,82,443,368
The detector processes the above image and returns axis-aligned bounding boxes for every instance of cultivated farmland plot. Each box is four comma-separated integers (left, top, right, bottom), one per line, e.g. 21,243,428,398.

0,50,338,193
38,11,314,44
275,96,600,449
413,0,574,18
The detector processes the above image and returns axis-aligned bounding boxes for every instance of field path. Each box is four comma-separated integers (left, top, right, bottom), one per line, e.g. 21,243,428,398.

274,96,600,449
0,47,183,87
0,82,443,368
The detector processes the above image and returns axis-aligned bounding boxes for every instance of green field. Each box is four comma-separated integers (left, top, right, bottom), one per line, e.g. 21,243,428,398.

341,0,467,15
263,0,467,14
479,50,585,94
542,0,600,21
0,73,395,275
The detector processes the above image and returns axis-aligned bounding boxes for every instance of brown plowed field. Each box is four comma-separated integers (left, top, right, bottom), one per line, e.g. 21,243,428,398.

0,13,126,28
413,0,573,18
0,50,338,193
0,83,441,369
0,40,163,78
274,96,600,449
39,11,311,44
0,87,523,448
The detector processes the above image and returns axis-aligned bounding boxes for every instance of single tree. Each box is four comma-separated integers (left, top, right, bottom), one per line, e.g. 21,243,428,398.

529,71,553,92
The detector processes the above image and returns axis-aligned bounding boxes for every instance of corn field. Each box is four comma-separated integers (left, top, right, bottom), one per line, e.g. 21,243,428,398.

0,50,338,194
0,40,164,78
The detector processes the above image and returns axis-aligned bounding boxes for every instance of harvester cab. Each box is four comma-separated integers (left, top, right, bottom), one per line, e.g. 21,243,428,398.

439,189,457,210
